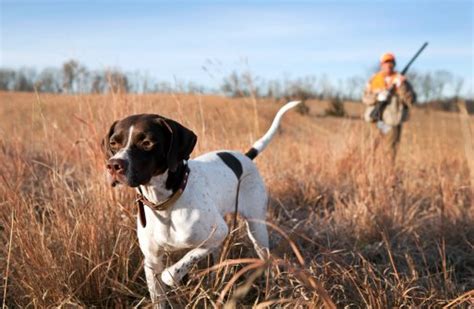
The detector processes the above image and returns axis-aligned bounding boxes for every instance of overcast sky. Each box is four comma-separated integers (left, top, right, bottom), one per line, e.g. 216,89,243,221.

1,0,473,94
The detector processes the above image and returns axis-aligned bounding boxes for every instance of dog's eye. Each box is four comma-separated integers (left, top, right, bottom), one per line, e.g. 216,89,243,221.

141,140,153,150
108,141,120,154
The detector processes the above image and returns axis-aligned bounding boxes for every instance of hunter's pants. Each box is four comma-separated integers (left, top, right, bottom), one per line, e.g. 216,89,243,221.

369,122,403,160
388,124,402,156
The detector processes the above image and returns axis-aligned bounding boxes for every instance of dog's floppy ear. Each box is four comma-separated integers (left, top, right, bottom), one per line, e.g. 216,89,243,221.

158,118,197,172
101,120,118,159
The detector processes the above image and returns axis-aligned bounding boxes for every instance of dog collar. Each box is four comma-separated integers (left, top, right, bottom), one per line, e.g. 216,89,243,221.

135,165,190,227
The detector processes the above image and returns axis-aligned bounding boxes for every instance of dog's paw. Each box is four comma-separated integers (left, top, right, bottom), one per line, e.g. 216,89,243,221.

161,269,178,287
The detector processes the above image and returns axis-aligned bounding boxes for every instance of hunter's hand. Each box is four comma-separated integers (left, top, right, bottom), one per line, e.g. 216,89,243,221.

377,90,389,102
395,75,406,87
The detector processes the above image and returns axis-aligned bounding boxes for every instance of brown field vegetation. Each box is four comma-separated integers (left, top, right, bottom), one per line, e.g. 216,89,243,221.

1,91,473,307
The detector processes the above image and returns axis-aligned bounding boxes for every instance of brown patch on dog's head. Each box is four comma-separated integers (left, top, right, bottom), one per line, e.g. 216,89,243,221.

101,120,118,159
157,118,197,172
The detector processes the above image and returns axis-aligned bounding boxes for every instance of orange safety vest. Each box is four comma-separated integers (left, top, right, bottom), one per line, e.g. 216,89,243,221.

369,71,402,92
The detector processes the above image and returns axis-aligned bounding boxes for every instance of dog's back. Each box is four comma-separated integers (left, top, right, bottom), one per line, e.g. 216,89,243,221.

191,150,264,216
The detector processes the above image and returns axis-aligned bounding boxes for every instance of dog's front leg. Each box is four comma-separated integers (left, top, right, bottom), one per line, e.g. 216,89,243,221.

144,256,167,308
161,247,214,287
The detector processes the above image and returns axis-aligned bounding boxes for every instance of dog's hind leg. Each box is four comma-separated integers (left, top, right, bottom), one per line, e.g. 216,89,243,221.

211,246,222,265
244,219,269,259
208,247,222,285
239,175,270,259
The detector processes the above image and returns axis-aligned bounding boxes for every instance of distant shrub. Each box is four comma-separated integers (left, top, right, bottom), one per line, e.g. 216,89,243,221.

325,97,346,117
296,100,310,115
281,86,311,116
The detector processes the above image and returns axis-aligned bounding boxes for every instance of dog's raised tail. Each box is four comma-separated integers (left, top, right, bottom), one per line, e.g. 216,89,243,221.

245,100,301,160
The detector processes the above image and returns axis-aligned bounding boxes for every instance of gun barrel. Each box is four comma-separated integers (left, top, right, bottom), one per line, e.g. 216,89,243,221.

401,42,429,75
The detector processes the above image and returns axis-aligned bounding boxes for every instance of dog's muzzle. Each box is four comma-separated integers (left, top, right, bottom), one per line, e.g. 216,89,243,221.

106,158,128,187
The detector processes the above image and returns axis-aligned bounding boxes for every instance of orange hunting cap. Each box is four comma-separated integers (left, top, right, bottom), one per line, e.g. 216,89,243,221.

380,52,396,64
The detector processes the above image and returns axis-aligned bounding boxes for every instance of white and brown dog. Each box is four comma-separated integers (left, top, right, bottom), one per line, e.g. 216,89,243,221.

102,101,300,307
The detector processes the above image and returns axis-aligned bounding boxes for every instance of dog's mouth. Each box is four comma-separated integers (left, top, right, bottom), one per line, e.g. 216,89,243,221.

106,170,150,188
107,172,125,187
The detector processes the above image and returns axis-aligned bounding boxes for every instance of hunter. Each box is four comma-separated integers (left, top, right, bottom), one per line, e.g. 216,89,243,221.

362,52,416,156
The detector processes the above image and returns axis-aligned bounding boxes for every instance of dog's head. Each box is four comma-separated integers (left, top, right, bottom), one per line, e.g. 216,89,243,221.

102,114,197,187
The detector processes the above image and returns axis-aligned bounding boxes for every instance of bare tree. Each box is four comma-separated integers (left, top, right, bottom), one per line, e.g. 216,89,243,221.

186,81,204,94
62,59,79,93
107,70,129,93
453,77,464,100
75,65,89,93
346,76,365,101
432,70,453,100
154,81,172,93
420,72,434,102
0,69,16,90
221,71,245,97
13,68,35,92
35,68,61,93
319,74,334,100
91,72,106,94
266,79,282,100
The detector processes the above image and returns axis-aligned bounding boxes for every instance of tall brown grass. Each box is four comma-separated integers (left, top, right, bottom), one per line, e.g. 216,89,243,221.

1,91,473,307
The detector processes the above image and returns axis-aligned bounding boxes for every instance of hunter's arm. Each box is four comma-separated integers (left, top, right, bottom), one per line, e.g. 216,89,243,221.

397,80,416,107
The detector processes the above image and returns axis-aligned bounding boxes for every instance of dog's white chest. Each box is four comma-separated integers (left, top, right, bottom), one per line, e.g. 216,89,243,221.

137,207,194,253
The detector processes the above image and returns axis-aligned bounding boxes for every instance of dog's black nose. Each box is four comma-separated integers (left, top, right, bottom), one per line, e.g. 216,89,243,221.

107,158,128,174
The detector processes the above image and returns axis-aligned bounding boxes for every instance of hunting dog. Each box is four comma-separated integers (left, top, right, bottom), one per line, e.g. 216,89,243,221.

102,101,301,307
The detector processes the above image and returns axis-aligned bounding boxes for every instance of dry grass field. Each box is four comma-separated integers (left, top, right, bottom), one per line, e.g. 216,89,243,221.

1,91,473,307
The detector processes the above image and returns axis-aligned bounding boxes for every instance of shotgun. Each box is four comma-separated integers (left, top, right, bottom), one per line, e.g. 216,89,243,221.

370,42,429,121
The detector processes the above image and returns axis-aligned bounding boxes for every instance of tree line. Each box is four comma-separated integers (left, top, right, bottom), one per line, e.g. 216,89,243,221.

1,60,136,94
0,59,468,105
